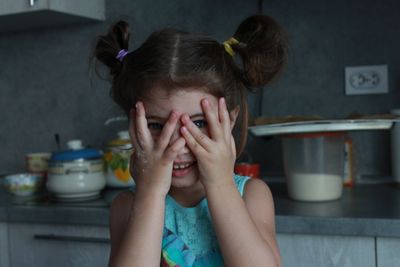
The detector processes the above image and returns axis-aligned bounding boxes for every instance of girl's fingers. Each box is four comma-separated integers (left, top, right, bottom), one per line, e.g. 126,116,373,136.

201,98,222,140
155,110,179,151
230,135,236,160
180,120,208,154
135,102,153,149
164,137,186,162
129,108,141,150
218,97,232,141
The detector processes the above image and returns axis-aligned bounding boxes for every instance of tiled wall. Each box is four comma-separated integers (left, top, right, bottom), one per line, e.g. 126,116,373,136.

1,0,399,181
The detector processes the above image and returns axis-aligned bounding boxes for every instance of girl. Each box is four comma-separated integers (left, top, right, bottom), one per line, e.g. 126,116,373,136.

95,14,288,267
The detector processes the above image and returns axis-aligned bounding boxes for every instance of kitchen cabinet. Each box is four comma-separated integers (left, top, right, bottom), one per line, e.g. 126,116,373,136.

0,222,10,267
277,233,375,267
376,237,400,267
0,0,105,33
8,223,110,267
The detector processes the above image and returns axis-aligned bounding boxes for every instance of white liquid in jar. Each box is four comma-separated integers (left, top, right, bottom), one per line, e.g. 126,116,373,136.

287,173,343,201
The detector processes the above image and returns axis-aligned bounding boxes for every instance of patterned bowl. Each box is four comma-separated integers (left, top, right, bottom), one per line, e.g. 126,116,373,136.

3,173,42,196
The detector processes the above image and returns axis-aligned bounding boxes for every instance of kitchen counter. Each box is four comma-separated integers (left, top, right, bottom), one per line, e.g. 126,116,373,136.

1,182,400,237
272,182,400,237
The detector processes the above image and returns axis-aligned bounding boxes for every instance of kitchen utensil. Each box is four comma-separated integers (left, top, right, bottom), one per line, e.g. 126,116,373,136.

3,173,42,196
47,140,106,201
103,131,134,187
282,132,345,202
54,133,61,150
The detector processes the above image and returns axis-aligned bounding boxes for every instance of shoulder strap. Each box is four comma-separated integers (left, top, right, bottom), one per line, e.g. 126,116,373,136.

233,174,251,196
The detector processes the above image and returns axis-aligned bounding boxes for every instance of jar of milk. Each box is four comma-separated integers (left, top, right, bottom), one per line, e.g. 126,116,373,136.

282,132,345,202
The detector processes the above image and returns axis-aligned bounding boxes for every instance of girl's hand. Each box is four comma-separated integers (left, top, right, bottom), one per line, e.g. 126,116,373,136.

129,102,186,197
180,98,236,188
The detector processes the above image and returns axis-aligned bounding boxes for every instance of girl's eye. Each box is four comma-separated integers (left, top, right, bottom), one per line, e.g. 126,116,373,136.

193,120,207,128
147,122,163,130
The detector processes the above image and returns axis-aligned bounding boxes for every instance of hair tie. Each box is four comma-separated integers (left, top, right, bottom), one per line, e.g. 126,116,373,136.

116,49,129,62
223,37,239,57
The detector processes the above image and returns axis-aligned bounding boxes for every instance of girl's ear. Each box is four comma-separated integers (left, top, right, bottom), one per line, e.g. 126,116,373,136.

229,106,240,130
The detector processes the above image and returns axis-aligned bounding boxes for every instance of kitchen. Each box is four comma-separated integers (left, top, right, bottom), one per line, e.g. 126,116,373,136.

0,0,400,266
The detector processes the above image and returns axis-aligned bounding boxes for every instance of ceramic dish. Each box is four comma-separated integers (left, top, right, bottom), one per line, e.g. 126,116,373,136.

47,140,106,200
249,119,397,137
103,131,134,188
3,173,42,196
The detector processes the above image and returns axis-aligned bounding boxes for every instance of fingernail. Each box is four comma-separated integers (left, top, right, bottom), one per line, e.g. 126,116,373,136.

221,97,225,104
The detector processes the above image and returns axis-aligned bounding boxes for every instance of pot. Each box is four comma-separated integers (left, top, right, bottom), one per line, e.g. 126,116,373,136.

47,140,106,200
103,131,134,188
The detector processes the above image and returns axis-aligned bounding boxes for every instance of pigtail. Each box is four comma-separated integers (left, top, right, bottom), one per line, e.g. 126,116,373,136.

94,21,130,76
231,15,289,87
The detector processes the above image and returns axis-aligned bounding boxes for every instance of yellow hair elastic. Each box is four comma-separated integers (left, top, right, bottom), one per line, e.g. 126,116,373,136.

223,37,239,57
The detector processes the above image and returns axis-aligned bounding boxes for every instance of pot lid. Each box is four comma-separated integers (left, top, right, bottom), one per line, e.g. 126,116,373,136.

50,139,101,161
107,131,132,148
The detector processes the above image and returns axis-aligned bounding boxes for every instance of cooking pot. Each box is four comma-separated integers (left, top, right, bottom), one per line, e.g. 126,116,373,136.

103,131,134,188
47,140,106,200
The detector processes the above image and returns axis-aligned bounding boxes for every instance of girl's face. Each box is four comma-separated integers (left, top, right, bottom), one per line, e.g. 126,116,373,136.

141,87,220,189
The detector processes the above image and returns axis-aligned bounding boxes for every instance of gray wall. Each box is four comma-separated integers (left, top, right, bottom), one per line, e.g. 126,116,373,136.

0,0,257,174
1,0,399,181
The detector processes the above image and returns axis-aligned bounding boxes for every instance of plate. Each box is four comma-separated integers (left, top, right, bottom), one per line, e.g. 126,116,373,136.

248,119,398,137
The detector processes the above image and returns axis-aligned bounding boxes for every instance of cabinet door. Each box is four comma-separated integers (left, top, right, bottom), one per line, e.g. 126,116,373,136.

9,223,110,267
0,0,105,33
0,0,104,19
277,233,375,267
0,0,48,16
0,222,10,267
376,237,400,267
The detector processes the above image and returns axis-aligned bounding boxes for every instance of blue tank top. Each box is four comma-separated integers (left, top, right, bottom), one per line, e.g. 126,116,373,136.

161,174,250,266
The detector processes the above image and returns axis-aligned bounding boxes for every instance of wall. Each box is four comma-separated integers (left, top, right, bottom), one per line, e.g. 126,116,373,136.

0,0,399,181
0,0,256,174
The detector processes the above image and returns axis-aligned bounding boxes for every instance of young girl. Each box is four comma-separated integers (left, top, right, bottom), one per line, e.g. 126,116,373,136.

94,14,288,267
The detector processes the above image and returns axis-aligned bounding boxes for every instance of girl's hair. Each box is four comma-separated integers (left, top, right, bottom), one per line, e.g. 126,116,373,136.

94,15,288,156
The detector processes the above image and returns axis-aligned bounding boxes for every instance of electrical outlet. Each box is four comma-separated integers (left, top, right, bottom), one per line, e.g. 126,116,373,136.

345,65,388,95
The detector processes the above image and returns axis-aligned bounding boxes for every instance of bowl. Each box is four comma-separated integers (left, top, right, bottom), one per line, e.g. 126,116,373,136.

3,173,42,196
282,132,345,202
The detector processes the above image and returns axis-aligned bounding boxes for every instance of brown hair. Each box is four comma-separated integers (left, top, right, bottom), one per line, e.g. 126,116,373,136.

94,15,288,156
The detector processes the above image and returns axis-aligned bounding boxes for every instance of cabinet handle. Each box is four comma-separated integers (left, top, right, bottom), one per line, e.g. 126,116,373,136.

29,0,37,7
34,234,110,243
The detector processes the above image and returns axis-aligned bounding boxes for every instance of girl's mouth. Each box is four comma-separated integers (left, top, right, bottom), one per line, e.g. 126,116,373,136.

172,161,196,177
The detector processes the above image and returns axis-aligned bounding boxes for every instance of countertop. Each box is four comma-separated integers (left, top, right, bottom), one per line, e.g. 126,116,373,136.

272,182,400,237
1,182,400,238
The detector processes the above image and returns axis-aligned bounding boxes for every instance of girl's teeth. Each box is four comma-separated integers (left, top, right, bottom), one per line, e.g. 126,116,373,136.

173,163,191,170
